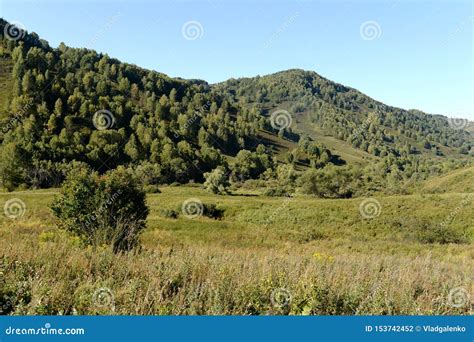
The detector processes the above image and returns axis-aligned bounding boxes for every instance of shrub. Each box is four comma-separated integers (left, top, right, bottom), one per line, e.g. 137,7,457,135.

144,184,161,194
415,224,468,244
297,165,354,198
263,187,290,197
159,209,179,219
51,166,149,252
174,202,225,219
203,166,230,194
132,162,164,186
202,203,225,219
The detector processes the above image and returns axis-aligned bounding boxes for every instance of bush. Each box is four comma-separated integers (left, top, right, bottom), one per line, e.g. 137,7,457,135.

203,166,230,194
144,184,161,194
132,162,164,186
159,209,179,219
415,223,468,244
174,202,225,219
263,187,290,197
202,203,225,219
297,165,354,198
51,166,149,252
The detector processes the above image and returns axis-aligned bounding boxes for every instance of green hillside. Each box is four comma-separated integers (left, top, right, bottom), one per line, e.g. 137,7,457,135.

215,69,473,159
0,17,472,318
0,18,472,194
422,165,474,194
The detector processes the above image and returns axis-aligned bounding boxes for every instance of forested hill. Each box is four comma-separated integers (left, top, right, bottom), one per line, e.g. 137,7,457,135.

215,69,472,158
0,18,472,192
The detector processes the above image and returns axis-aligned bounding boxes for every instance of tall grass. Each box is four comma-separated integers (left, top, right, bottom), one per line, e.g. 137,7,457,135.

1,231,471,315
0,187,472,315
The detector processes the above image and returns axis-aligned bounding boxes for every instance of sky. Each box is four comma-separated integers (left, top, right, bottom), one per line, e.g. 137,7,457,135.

1,0,473,119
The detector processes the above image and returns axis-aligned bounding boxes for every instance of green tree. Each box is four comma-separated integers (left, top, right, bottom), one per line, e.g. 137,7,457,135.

0,143,28,191
203,166,230,194
51,166,149,252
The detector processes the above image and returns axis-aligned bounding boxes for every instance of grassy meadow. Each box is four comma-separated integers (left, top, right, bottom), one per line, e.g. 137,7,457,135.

0,186,472,315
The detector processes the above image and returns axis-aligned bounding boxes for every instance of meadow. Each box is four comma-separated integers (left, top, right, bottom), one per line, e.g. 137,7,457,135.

0,186,472,315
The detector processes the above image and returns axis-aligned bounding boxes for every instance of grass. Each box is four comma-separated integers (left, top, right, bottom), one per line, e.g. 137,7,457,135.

295,111,374,166
0,186,472,315
421,165,474,194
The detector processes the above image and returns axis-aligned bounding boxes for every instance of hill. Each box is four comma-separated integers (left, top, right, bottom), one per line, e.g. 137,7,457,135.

0,18,472,318
0,18,472,192
422,165,474,194
214,69,472,158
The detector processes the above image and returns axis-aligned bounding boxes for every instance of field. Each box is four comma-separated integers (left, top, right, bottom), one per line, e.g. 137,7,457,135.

1,186,472,315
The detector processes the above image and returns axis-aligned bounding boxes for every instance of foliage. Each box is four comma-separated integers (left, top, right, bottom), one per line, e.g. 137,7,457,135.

203,166,230,194
298,165,354,198
0,18,471,195
51,165,149,252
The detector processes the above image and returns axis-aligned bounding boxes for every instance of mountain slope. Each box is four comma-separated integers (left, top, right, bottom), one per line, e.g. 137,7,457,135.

0,18,472,191
214,69,473,160
422,165,474,193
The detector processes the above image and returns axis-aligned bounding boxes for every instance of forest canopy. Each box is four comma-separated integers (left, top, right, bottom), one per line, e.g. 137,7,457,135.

0,18,472,195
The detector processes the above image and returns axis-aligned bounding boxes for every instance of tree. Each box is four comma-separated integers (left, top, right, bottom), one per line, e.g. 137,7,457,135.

1,17,470,192
297,166,354,198
54,98,63,116
203,166,230,194
0,143,28,191
51,166,149,252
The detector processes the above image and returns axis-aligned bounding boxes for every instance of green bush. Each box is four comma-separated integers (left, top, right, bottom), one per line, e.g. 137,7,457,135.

202,203,225,219
415,224,468,244
51,166,149,252
263,187,290,197
203,166,230,194
297,165,354,198
144,184,162,194
175,202,225,219
159,209,179,219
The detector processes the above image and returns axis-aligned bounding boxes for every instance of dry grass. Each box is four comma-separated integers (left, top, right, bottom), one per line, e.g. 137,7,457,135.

0,187,472,315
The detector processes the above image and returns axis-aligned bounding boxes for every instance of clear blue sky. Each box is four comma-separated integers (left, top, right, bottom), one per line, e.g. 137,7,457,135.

1,0,473,119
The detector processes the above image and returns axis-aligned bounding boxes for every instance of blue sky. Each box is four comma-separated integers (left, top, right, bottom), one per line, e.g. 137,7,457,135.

1,0,472,119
